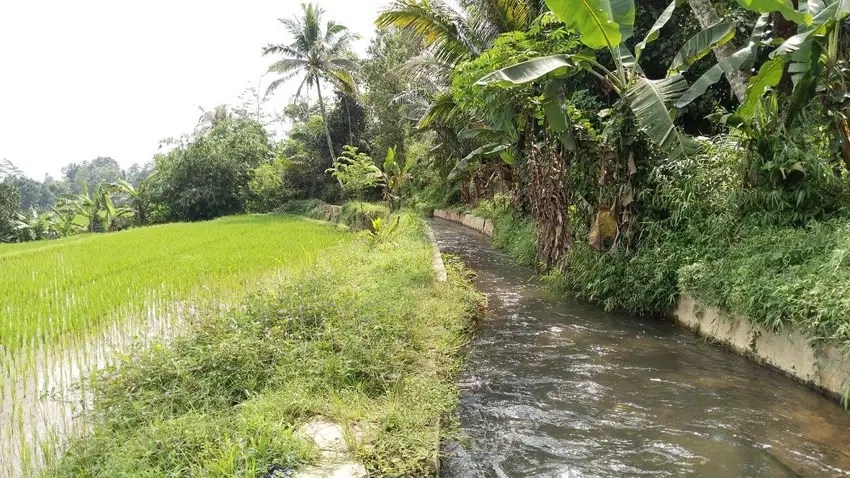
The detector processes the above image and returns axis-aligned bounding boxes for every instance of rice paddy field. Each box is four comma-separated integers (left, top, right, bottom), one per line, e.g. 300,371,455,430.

0,214,347,476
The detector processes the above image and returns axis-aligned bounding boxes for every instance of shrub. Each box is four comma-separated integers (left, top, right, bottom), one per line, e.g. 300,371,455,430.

247,157,294,213
279,199,324,216
340,202,390,230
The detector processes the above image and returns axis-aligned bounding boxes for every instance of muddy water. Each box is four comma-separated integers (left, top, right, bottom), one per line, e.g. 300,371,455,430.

432,218,850,478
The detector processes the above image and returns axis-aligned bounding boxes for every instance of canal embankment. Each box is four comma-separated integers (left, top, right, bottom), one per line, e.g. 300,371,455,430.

433,209,850,402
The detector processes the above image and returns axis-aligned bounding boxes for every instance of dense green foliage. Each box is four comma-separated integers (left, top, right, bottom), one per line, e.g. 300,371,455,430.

154,119,272,222
472,196,539,267
340,201,391,230
45,216,480,477
9,0,850,474
365,0,850,367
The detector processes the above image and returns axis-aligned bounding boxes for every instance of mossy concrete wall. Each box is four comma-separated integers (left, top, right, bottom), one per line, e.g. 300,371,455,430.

675,295,850,399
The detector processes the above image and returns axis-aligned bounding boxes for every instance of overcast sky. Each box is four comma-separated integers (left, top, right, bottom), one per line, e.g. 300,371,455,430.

0,0,391,179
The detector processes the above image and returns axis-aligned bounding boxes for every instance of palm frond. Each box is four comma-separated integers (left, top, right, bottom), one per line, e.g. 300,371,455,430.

266,72,304,96
328,57,359,72
262,43,302,58
268,58,308,74
392,52,453,87
324,22,349,43
376,0,476,66
327,31,359,56
466,0,537,46
418,90,460,128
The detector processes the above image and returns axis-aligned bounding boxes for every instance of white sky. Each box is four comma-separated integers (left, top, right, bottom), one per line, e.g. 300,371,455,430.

0,0,391,179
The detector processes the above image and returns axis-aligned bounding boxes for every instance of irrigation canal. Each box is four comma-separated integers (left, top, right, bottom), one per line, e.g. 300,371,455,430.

431,218,850,478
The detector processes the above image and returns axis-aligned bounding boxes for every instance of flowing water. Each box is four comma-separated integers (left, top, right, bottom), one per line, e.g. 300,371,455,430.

431,218,850,478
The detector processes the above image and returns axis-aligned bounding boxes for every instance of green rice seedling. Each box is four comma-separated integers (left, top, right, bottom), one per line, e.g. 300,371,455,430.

41,214,482,477
0,214,347,477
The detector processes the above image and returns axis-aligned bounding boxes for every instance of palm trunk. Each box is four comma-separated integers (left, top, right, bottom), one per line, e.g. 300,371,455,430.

687,0,748,103
344,94,353,146
315,82,336,162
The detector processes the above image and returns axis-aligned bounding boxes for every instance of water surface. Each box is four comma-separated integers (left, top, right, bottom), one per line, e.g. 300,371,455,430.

432,218,850,478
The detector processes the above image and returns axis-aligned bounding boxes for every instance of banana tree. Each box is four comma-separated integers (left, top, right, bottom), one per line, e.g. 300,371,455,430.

52,199,84,237
477,0,739,158
8,209,56,242
68,182,131,233
113,172,157,226
381,147,415,209
98,184,132,231
66,181,100,233
702,0,850,166
450,121,517,179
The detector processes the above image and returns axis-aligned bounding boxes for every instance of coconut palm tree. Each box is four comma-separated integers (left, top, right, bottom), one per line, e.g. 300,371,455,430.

262,3,359,162
196,105,233,133
375,0,545,139
376,0,544,68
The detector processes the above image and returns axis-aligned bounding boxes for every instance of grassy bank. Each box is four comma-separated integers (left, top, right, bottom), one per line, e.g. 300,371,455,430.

460,160,850,357
2,214,348,477
280,199,391,230
45,214,481,477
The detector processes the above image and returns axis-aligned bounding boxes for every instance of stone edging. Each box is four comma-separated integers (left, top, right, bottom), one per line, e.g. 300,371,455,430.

433,209,493,236
425,223,447,282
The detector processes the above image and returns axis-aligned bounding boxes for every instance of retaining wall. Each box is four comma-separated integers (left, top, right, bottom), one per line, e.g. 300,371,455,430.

675,295,850,399
433,209,493,236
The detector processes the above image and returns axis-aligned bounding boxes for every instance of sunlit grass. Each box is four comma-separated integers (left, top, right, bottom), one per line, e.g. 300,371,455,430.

0,214,347,477
0,214,346,352
42,214,481,477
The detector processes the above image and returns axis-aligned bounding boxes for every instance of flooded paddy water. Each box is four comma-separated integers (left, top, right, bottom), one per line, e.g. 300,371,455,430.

0,295,188,476
432,218,850,477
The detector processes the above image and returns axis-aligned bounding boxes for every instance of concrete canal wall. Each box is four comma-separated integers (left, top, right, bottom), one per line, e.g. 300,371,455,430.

433,209,850,400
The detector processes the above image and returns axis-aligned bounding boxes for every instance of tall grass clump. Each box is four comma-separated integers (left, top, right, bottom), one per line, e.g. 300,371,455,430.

679,220,850,346
340,201,390,230
44,214,481,477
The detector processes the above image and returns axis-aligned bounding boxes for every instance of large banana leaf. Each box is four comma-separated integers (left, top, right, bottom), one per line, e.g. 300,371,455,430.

772,0,848,56
635,0,677,60
543,80,575,150
675,14,771,108
448,143,511,179
668,21,736,74
476,54,581,86
613,44,643,76
737,56,787,120
610,0,637,41
675,49,751,107
735,0,811,24
626,75,697,157
545,0,623,50
788,40,816,85
785,39,823,127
